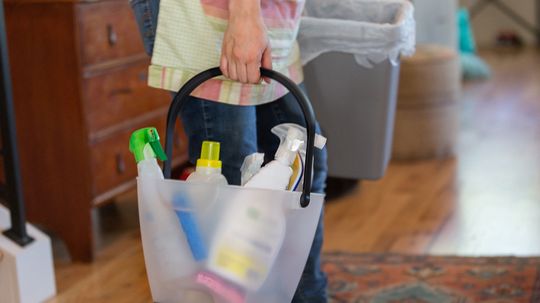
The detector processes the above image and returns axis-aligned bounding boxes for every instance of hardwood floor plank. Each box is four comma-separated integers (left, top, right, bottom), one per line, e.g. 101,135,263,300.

429,48,540,256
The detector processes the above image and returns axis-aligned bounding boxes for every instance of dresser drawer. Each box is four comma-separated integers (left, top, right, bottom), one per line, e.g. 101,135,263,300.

77,1,145,67
83,61,171,134
90,117,188,197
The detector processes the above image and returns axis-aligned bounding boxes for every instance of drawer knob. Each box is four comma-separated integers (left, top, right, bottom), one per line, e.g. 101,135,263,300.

107,24,118,46
115,153,126,174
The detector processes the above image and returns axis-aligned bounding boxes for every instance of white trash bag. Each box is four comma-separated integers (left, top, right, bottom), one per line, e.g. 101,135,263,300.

298,0,416,67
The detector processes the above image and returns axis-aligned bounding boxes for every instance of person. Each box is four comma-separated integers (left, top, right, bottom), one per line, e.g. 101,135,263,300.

130,0,328,302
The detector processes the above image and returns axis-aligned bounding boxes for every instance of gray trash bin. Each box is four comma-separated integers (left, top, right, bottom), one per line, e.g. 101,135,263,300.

304,55,400,179
299,0,416,180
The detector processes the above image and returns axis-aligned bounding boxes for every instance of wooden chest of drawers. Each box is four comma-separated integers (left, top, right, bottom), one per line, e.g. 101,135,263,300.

5,0,187,261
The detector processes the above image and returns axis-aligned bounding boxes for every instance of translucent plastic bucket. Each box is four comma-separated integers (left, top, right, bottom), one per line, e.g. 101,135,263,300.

137,68,324,303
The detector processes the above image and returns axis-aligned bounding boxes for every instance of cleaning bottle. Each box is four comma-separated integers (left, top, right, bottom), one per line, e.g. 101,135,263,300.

130,128,201,297
130,129,209,263
187,141,228,185
205,128,305,292
182,141,245,302
173,141,227,262
206,192,288,292
269,123,327,191
244,127,304,190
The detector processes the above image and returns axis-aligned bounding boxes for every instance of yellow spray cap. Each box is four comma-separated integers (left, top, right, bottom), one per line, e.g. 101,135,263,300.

196,141,222,169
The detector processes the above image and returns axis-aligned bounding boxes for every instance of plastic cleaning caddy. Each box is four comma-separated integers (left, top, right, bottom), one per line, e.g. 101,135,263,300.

299,0,415,179
136,67,324,303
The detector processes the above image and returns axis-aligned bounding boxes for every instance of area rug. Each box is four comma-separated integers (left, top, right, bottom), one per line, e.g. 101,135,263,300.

324,253,540,303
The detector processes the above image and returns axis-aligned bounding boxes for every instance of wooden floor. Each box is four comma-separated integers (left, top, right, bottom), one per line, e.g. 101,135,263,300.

47,48,540,302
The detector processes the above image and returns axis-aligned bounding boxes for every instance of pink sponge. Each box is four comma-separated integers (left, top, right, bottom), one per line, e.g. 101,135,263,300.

196,271,246,303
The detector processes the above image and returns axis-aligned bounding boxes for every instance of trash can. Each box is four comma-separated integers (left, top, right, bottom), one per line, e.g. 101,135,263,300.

299,0,416,179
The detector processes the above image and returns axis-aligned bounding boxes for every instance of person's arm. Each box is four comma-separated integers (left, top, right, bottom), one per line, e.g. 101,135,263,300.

220,0,272,84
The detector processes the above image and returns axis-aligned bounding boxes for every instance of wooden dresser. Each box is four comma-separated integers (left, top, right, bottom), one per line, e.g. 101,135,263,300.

5,0,187,261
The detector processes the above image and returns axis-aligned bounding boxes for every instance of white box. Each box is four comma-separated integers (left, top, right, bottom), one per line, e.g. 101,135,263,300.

0,205,56,303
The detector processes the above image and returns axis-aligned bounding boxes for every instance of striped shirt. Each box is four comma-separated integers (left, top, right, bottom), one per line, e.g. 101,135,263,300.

149,0,305,105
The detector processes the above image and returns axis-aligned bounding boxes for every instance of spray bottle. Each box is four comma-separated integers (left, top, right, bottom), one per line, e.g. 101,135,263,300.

269,123,327,191
130,128,203,299
244,127,305,190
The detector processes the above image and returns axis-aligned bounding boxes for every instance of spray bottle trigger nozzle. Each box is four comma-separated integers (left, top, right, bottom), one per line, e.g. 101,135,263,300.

146,128,167,161
129,127,168,163
149,140,168,161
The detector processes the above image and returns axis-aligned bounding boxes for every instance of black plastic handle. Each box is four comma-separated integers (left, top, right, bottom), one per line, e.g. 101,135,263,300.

163,67,317,208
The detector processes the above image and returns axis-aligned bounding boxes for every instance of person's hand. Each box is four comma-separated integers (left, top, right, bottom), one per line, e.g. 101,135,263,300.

220,0,272,84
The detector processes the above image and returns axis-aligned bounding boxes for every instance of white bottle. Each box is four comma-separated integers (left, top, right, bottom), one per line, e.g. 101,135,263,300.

130,128,200,298
244,127,304,190
269,123,327,191
181,141,227,263
206,127,304,291
181,141,228,303
175,140,227,303
187,141,228,185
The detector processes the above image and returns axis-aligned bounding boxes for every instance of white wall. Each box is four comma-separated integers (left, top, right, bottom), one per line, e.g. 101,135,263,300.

460,0,538,46
413,0,458,49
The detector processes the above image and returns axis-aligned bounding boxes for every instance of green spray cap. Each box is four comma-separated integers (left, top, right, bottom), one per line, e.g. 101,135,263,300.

129,127,168,163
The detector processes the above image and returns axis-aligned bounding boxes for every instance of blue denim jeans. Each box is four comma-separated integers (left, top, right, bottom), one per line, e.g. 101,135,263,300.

130,1,328,301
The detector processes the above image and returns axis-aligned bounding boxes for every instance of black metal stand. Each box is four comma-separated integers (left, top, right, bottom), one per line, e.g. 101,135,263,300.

470,0,540,44
0,0,34,246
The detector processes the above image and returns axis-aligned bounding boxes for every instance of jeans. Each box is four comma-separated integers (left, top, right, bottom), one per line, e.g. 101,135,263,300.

130,1,328,301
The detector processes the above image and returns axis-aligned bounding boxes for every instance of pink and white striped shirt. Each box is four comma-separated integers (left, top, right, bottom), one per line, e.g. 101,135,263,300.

148,0,305,105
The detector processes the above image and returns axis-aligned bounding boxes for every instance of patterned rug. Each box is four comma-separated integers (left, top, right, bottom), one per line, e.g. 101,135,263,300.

324,253,540,303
